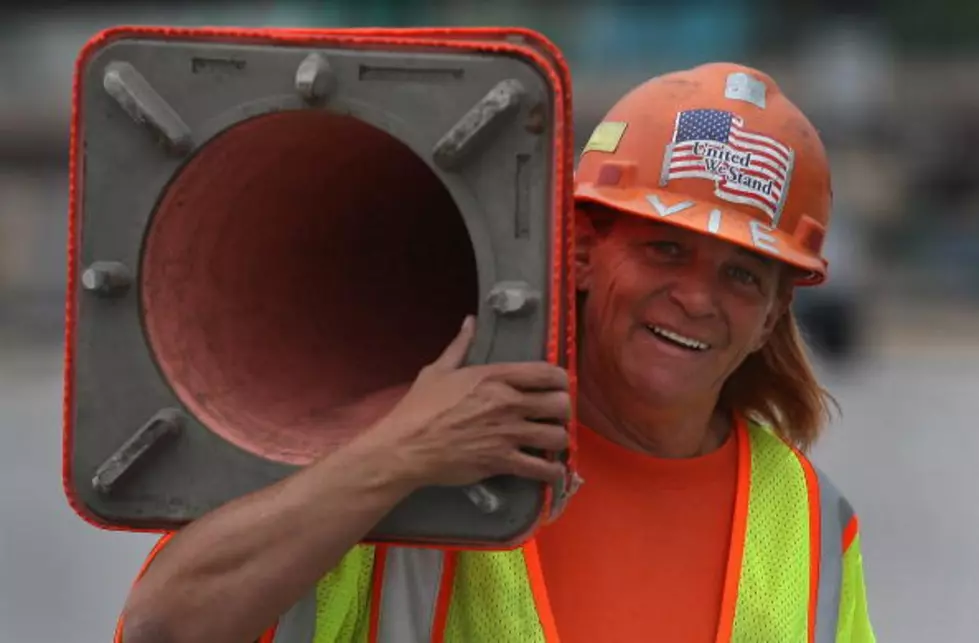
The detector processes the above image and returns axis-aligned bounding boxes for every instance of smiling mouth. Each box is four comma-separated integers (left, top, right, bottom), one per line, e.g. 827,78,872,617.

644,324,712,351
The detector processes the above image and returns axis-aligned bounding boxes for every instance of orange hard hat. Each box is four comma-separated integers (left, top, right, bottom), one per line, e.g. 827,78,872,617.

574,62,832,285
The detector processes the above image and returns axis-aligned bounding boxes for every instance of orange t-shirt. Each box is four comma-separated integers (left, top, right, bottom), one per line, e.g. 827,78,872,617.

535,423,739,643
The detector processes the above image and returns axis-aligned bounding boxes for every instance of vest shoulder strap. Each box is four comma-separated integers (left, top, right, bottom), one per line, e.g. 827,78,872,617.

734,423,814,640
743,420,856,643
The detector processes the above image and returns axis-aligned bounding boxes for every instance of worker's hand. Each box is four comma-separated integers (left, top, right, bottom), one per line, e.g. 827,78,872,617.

362,315,571,489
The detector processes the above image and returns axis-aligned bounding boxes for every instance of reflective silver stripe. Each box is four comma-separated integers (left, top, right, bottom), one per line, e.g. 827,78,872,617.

813,467,855,643
376,546,446,643
272,588,318,643
269,546,446,643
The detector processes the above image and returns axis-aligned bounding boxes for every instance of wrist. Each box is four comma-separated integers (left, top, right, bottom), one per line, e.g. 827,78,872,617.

331,428,426,498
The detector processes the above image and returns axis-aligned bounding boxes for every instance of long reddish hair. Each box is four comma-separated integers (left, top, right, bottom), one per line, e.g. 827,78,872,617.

718,302,838,452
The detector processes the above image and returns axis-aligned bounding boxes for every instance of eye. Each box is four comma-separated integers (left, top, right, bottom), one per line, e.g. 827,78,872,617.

727,264,761,287
644,240,684,259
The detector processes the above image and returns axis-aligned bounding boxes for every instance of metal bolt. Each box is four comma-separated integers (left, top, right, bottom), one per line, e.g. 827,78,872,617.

82,261,132,296
295,53,336,102
92,409,183,495
463,482,505,514
103,61,193,154
432,78,526,171
487,281,539,316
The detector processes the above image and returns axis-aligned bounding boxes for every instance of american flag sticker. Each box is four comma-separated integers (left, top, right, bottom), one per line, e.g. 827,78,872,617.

660,109,794,224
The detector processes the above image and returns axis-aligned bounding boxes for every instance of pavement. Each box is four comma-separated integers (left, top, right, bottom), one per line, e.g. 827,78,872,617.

0,342,159,643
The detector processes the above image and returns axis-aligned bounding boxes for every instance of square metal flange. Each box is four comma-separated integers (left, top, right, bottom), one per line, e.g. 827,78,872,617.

64,27,574,547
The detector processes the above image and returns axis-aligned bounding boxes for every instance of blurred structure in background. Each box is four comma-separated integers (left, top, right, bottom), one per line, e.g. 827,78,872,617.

2,2,979,642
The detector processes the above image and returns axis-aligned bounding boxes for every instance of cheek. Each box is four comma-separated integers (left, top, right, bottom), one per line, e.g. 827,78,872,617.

724,299,775,352
587,256,646,331
585,276,625,338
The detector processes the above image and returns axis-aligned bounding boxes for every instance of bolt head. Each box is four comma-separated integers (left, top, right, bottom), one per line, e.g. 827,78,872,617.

81,261,131,296
487,281,539,315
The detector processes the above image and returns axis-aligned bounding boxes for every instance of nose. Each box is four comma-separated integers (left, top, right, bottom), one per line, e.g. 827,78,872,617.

667,265,719,319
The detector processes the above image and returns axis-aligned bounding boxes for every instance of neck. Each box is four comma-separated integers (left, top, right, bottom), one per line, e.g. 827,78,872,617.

577,361,731,460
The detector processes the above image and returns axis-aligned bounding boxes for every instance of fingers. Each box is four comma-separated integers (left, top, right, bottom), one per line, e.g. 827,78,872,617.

517,391,573,424
479,362,570,392
503,451,566,486
509,421,570,452
428,315,476,372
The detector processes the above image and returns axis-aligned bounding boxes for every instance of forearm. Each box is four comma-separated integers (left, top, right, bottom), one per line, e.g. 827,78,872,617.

121,438,414,643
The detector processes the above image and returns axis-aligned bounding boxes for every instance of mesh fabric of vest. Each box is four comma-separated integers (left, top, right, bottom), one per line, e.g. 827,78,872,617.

444,549,546,642
312,545,375,643
731,425,812,641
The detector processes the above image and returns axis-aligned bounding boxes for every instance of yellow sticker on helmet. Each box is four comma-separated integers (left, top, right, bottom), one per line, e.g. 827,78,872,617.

583,121,627,153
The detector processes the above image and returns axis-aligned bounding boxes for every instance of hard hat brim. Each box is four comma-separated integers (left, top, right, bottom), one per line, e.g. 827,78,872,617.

574,183,827,286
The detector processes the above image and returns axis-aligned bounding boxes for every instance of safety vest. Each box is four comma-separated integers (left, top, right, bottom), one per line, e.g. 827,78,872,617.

258,420,864,643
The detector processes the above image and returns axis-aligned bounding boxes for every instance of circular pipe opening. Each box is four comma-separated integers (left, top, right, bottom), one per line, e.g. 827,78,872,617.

141,110,479,466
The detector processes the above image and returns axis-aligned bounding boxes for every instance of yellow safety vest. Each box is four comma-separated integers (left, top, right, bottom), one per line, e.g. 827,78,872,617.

265,420,875,643
117,420,875,643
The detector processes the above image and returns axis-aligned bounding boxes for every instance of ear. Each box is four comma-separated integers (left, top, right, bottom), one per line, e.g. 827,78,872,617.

575,208,600,290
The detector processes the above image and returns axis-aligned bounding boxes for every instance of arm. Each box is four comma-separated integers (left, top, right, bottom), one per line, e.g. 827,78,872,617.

119,438,415,643
118,317,570,643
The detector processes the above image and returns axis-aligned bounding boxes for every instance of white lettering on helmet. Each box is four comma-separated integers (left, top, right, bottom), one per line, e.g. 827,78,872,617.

645,195,782,256
707,209,722,234
749,220,780,255
646,194,695,217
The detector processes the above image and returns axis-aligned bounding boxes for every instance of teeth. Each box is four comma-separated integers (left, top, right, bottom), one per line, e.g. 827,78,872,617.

647,325,710,351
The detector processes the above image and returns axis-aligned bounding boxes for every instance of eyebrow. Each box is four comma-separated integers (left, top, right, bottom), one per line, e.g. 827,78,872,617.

638,223,775,267
734,247,773,266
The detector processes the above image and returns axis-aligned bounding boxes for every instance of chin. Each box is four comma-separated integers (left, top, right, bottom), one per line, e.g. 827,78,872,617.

622,361,701,405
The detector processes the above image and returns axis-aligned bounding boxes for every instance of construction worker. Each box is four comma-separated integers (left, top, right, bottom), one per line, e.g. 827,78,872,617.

115,62,874,643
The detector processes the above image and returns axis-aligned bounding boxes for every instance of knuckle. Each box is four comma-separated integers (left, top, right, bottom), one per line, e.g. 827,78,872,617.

468,366,497,387
482,381,521,408
480,363,510,378
501,458,529,478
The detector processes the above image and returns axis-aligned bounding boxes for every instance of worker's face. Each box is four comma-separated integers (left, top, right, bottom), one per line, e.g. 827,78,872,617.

576,210,789,406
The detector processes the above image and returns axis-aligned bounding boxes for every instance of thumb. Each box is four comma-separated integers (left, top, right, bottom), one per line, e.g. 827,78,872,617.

429,315,476,372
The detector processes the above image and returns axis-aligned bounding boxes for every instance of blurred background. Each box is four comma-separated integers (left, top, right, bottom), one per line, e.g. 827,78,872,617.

2,1,979,641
